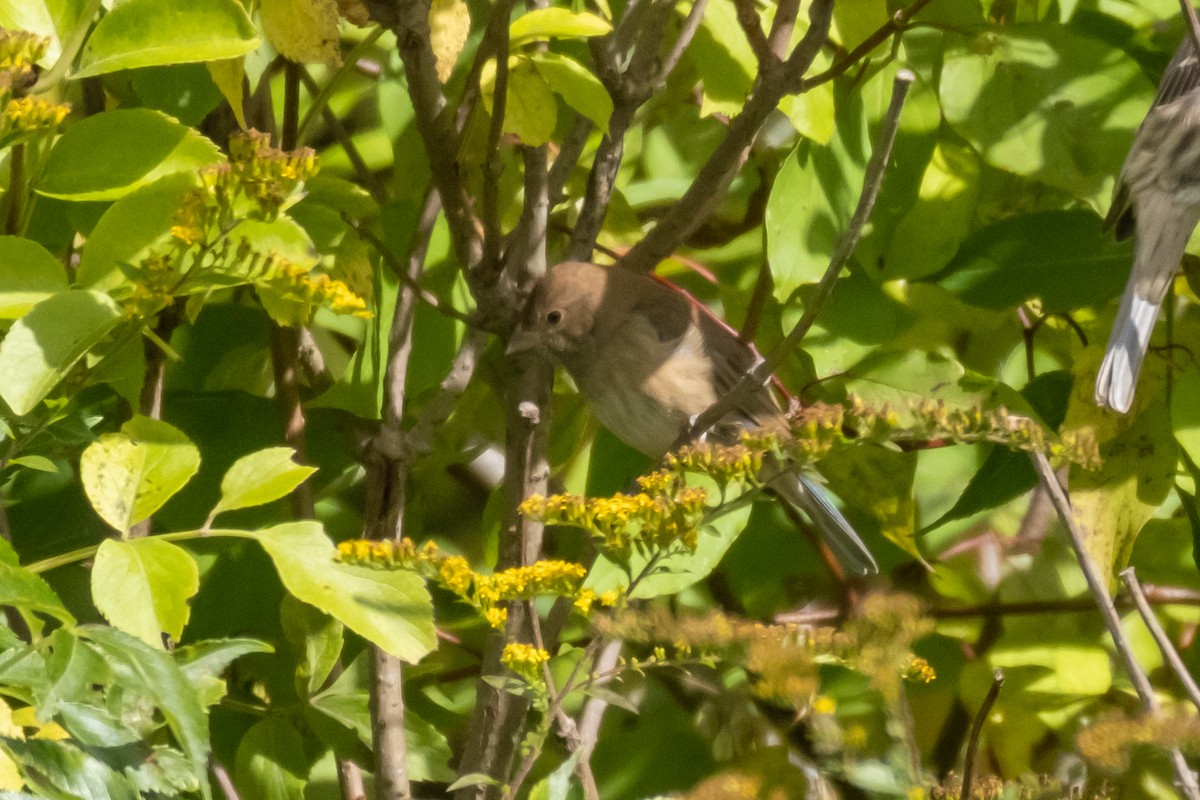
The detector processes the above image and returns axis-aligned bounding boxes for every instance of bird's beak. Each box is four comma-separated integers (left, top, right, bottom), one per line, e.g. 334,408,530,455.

505,329,542,356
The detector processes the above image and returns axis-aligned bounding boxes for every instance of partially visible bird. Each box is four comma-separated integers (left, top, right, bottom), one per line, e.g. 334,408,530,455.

507,260,878,576
1096,36,1200,413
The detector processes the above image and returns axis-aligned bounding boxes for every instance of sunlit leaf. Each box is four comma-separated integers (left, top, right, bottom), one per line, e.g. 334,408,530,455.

235,718,306,800
0,290,122,416
430,0,470,82
75,0,258,78
92,539,199,646
211,447,317,519
0,236,69,320
80,416,201,535
509,8,610,46
260,0,341,68
39,109,221,201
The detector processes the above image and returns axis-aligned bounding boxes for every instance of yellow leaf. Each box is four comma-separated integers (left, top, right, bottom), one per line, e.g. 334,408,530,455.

336,0,371,26
261,0,342,67
430,0,471,83
1066,343,1175,582
206,58,246,129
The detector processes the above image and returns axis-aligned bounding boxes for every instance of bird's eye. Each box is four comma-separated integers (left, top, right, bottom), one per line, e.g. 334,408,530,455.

546,310,562,325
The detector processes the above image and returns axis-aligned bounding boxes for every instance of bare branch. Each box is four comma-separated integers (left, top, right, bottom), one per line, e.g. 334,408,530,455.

798,0,933,91
618,0,835,273
961,669,1003,800
1121,567,1200,715
548,115,594,206
662,0,712,77
732,0,772,65
766,0,801,60
482,0,515,274
1030,453,1200,800
363,0,483,270
685,69,913,443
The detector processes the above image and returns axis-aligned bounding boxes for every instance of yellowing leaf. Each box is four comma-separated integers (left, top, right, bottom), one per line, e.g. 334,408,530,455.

80,416,201,535
93,539,200,646
430,0,470,83
509,8,610,46
261,0,342,67
1066,346,1175,582
207,58,247,129
481,57,557,146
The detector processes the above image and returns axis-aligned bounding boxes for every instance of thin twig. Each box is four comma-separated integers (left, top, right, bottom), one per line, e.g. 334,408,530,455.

1030,452,1200,800
685,69,913,444
618,0,836,274
1121,567,1200,715
345,213,473,323
212,759,241,800
482,0,515,275
961,668,1003,800
732,0,772,64
799,0,933,91
662,0,712,76
296,70,389,204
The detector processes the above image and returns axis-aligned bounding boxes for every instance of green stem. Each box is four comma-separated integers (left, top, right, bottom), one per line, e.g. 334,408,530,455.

27,528,259,574
295,26,386,142
31,0,104,93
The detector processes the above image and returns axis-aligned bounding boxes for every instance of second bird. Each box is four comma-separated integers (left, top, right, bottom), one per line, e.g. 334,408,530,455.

1096,36,1200,413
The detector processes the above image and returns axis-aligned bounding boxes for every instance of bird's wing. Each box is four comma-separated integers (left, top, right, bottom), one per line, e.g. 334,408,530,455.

1107,39,1200,237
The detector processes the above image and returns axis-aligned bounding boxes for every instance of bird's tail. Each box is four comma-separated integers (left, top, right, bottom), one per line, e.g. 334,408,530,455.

771,471,878,576
1095,285,1159,413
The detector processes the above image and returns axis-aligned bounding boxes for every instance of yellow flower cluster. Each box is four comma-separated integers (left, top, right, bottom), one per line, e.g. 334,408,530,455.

597,598,936,712
3,96,68,134
666,443,762,485
0,30,46,87
500,642,551,683
0,32,69,146
1077,710,1200,772
253,254,371,319
337,538,591,629
521,484,708,560
226,130,318,215
123,252,177,319
845,593,936,702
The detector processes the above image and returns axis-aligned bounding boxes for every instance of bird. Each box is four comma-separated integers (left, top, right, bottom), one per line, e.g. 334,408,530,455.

507,260,878,576
1096,36,1200,413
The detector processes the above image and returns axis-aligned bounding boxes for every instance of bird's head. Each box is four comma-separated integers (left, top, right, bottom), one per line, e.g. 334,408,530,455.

507,261,610,359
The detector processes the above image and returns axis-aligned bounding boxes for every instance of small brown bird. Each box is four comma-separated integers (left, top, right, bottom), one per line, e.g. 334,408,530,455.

508,260,878,576
1097,37,1200,413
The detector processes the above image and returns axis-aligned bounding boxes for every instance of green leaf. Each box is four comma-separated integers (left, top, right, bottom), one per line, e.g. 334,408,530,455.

482,57,557,147
940,26,1152,206
39,628,107,717
586,477,754,599
77,173,199,291
211,447,317,520
689,0,755,117
0,0,87,63
39,109,222,201
0,236,69,320
528,750,582,800
280,595,342,697
248,522,436,662
928,210,1131,311
766,89,869,303
80,626,211,800
0,561,75,627
0,290,122,416
529,51,612,134
820,446,917,558
509,8,611,46
75,0,258,78
234,718,306,800
80,416,201,535
2,738,139,800
91,539,199,646
176,638,275,708
1067,369,1176,582
8,455,58,473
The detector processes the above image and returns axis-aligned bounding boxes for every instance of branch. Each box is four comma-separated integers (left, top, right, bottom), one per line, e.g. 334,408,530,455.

961,669,1003,800
1030,452,1200,800
685,69,913,444
766,0,801,60
361,192,441,800
568,0,711,260
618,0,835,273
731,0,772,65
1121,567,1200,715
1181,0,1200,59
482,0,515,275
798,0,933,91
365,0,482,270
